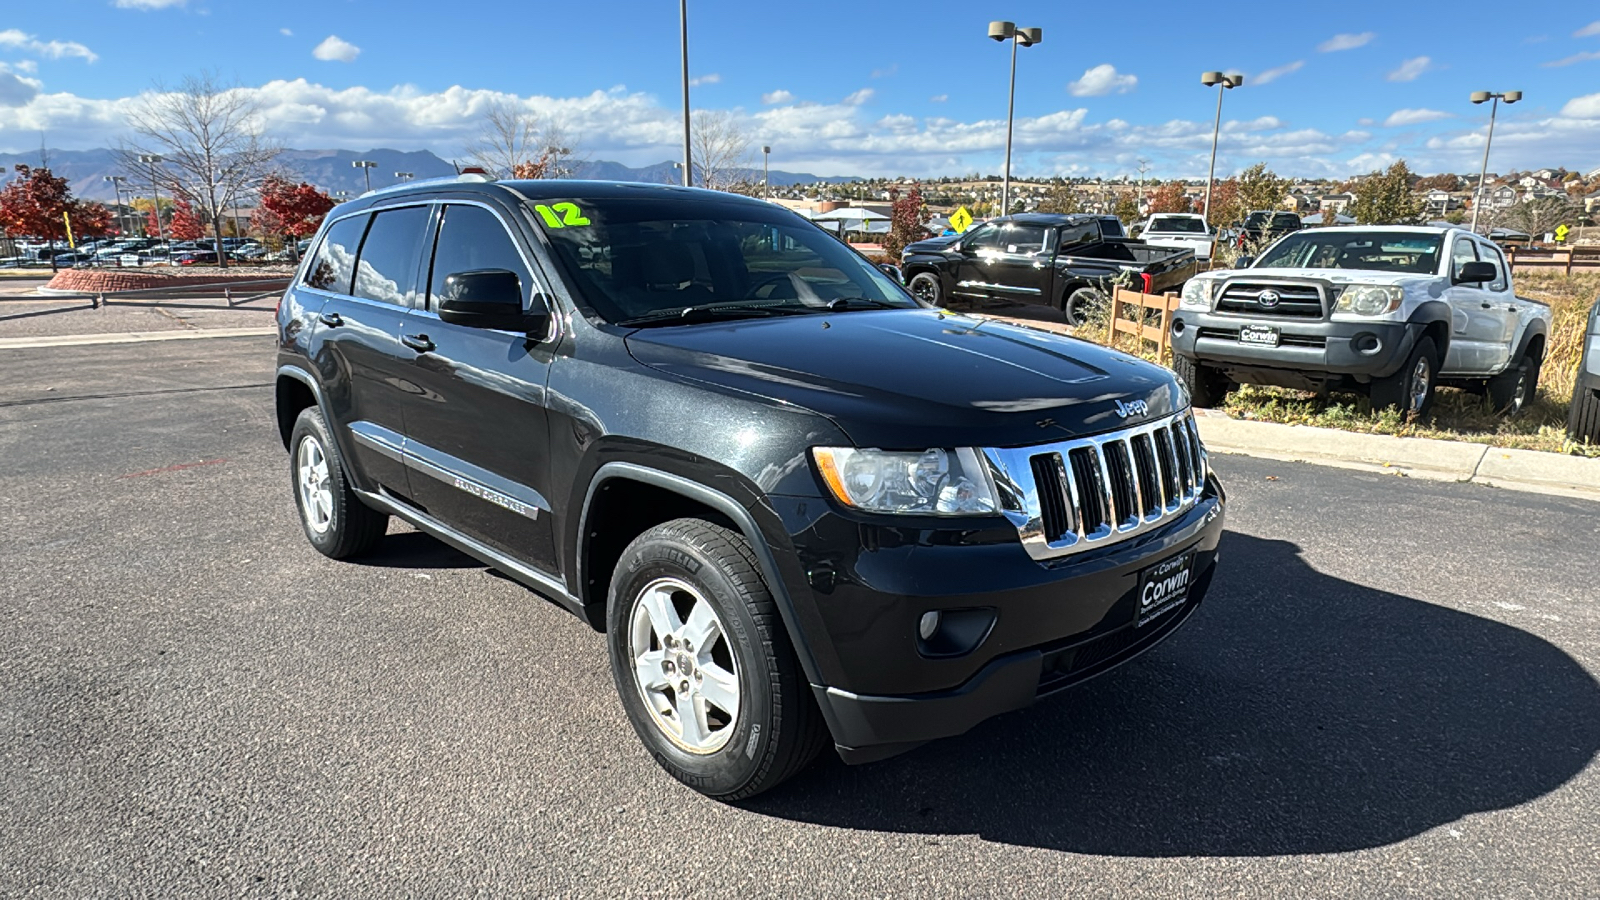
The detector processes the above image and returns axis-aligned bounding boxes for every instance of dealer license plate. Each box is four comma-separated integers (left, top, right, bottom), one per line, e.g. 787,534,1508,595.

1239,324,1280,347
1137,551,1195,627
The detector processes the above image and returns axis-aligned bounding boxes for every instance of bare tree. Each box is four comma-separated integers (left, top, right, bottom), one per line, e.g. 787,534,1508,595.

1499,196,1580,238
690,110,753,192
120,72,280,269
463,100,581,180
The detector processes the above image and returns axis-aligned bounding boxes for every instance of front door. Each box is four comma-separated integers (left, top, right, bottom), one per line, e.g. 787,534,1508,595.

397,202,560,576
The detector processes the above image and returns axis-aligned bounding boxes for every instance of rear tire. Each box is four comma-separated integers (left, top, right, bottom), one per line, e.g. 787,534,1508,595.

1063,287,1105,327
289,407,388,559
1486,353,1540,416
908,272,943,307
1371,337,1439,419
1569,382,1600,444
1172,353,1231,409
607,518,827,800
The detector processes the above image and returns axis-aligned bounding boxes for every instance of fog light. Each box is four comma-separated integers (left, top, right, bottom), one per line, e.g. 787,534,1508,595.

1353,333,1382,355
918,611,941,640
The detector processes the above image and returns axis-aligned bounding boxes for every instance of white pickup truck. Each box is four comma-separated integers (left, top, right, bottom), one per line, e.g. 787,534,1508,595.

1136,213,1215,261
1169,226,1552,417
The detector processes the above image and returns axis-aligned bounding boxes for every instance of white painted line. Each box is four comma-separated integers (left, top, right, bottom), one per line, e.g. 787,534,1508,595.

0,327,274,349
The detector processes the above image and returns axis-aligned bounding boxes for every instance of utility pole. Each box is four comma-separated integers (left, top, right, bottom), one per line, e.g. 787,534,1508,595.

137,154,166,246
680,0,692,187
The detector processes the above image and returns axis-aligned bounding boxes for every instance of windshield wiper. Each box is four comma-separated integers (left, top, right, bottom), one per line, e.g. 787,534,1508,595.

618,303,814,327
825,296,904,311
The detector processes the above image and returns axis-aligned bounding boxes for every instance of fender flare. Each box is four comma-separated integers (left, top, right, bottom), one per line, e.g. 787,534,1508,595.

576,461,825,689
1406,300,1454,356
1512,317,1550,364
274,364,334,448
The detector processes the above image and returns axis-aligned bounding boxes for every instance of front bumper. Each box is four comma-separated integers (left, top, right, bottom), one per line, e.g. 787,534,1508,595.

1170,311,1422,385
770,476,1225,763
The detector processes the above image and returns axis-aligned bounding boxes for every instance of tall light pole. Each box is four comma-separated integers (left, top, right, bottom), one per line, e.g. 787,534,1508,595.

989,21,1041,219
762,145,771,198
137,153,165,244
353,159,377,193
680,0,692,187
1469,90,1522,234
1200,71,1244,225
103,175,129,238
394,171,414,183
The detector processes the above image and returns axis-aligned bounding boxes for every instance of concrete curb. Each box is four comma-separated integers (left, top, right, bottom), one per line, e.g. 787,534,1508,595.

1194,410,1600,501
0,328,274,349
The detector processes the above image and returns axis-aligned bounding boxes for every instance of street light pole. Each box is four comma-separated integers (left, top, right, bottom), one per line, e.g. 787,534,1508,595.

137,154,166,245
680,0,692,187
394,171,414,183
1200,71,1244,225
1469,90,1522,234
353,160,377,193
762,145,771,198
103,175,129,239
989,21,1041,219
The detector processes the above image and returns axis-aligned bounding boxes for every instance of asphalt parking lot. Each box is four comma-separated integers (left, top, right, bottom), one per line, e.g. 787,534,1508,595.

2,336,1598,898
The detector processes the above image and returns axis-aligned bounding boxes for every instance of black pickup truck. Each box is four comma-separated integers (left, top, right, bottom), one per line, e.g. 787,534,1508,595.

900,213,1198,326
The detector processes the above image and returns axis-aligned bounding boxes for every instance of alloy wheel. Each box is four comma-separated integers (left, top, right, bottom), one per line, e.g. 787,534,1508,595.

627,577,741,754
296,436,334,534
1408,356,1432,416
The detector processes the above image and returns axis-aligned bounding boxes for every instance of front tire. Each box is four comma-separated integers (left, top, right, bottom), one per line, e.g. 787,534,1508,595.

289,407,388,559
1172,353,1231,409
1371,336,1439,419
908,271,943,307
607,518,826,800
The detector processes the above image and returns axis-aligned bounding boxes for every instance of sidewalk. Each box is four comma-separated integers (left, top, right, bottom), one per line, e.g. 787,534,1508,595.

1195,410,1600,501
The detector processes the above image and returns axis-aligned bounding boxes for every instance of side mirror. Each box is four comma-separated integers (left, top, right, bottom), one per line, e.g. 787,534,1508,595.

437,269,550,338
1456,260,1496,284
1233,255,1256,269
877,263,905,284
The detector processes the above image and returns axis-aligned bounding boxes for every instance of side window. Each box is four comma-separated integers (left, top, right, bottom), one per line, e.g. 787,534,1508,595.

1479,243,1508,292
1058,223,1097,247
303,214,368,295
427,205,535,310
353,205,430,306
1449,238,1479,285
961,223,1002,251
997,223,1048,254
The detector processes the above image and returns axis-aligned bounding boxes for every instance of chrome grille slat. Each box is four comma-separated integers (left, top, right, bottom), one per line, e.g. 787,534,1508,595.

1214,280,1327,320
983,411,1213,562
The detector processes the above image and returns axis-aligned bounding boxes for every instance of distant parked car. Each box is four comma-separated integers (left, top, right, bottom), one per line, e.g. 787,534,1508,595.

1237,211,1302,250
1569,294,1600,444
174,250,219,266
1137,213,1216,261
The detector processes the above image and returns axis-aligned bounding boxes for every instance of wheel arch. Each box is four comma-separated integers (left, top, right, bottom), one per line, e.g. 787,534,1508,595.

576,462,824,687
1515,319,1549,365
275,365,327,449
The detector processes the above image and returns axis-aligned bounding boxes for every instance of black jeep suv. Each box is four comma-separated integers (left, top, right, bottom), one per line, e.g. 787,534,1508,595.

274,177,1227,799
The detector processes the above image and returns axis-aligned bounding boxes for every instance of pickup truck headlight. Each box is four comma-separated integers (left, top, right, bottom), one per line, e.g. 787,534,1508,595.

1179,279,1213,310
812,447,998,515
1334,285,1403,316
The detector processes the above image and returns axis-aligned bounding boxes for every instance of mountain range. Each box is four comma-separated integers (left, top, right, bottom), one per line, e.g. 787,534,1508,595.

0,147,855,203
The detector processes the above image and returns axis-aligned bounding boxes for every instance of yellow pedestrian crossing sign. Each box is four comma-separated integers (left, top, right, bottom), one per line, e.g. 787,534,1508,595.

1555,224,1570,243
950,206,973,234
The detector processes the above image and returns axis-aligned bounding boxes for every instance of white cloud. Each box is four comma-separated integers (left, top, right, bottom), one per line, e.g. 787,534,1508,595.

929,94,948,103
12,60,37,74
1318,32,1374,52
312,35,360,63
280,28,293,37
1253,61,1304,85
1575,21,1600,37
1383,108,1453,127
1066,64,1137,97
1544,50,1600,67
688,73,719,86
0,63,41,107
761,89,794,105
1561,93,1600,118
113,0,187,7
0,29,98,63
1387,56,1434,82
843,88,873,105
870,64,897,79
1357,117,1375,126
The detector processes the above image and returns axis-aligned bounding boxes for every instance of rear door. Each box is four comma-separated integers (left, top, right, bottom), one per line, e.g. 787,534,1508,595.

1442,234,1513,375
397,201,560,575
303,210,414,494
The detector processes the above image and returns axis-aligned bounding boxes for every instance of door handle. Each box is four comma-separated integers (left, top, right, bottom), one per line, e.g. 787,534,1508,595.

401,333,435,353
318,312,343,327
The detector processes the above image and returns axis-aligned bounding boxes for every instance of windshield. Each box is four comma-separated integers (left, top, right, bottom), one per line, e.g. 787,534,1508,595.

532,197,917,324
1255,231,1444,274
1148,216,1207,234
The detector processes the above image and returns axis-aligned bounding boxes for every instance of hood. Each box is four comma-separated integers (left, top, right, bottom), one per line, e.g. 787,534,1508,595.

624,310,1185,450
902,233,961,256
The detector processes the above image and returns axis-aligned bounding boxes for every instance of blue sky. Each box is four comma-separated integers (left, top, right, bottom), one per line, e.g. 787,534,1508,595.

2,0,1598,179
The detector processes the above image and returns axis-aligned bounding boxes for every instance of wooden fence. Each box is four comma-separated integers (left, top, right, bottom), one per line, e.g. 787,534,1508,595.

1106,287,1180,361
1505,245,1600,275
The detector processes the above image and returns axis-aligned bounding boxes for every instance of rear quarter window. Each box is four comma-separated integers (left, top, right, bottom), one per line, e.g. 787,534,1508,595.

303,214,369,295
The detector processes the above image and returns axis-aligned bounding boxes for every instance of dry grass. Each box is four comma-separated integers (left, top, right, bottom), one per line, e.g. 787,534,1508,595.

1079,273,1600,457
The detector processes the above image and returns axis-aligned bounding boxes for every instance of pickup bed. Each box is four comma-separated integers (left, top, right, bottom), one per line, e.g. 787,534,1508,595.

901,213,1198,326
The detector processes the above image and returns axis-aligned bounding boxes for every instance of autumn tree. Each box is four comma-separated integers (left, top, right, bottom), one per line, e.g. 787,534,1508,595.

1113,194,1140,223
1350,160,1425,225
168,200,204,241
1236,163,1292,216
120,71,282,268
0,164,117,264
1202,178,1241,229
258,175,334,239
1415,173,1461,192
1034,183,1082,214
1501,197,1580,238
72,203,115,239
882,185,928,259
1146,182,1192,214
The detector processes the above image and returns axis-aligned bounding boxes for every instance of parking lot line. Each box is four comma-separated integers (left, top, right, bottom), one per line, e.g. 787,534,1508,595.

0,326,275,349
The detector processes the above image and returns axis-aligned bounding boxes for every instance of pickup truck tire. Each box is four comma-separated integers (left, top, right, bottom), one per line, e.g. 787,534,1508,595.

1064,287,1105,327
907,272,943,307
1570,381,1600,443
288,407,389,559
1172,353,1231,409
1486,354,1540,416
607,518,827,800
1370,337,1439,419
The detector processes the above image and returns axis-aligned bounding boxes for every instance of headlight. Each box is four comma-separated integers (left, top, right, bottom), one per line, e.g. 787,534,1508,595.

1180,279,1214,310
1335,285,1403,316
812,447,998,516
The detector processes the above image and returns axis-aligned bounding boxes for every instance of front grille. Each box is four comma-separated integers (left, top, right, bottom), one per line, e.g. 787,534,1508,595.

1215,281,1325,319
984,412,1208,562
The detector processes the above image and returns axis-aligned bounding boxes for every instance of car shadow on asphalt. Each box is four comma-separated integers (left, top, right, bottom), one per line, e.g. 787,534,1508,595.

743,531,1600,856
348,530,483,570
